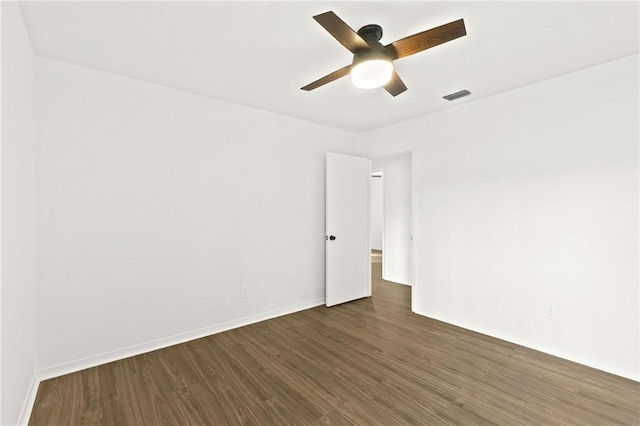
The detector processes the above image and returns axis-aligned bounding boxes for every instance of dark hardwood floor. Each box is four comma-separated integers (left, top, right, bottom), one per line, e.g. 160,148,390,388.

30,256,640,425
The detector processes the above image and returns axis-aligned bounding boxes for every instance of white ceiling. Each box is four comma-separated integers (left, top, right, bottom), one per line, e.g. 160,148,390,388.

19,1,639,132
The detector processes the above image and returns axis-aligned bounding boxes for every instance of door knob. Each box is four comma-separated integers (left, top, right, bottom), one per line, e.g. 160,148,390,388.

329,235,336,241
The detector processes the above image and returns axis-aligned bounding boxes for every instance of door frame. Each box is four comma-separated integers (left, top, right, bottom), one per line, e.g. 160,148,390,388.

370,166,385,279
368,150,414,307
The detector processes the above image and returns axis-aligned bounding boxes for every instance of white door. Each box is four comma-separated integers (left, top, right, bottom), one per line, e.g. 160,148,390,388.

325,152,371,307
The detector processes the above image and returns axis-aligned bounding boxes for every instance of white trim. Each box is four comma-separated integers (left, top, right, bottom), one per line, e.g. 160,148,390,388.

367,159,372,297
19,299,325,423
368,149,413,161
0,0,4,420
36,298,324,382
379,165,386,280
384,279,411,286
371,165,385,262
371,151,414,288
19,299,636,423
413,305,640,383
17,374,39,426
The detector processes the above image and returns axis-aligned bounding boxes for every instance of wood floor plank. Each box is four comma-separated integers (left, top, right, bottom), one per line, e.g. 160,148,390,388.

29,259,640,425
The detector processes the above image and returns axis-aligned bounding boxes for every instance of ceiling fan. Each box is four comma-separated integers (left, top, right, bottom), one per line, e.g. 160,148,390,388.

301,11,467,96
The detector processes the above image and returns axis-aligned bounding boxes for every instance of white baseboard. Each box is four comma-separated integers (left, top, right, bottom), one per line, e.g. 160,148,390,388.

412,305,639,382
37,298,325,381
17,374,39,426
382,274,411,286
21,298,325,422
26,299,636,423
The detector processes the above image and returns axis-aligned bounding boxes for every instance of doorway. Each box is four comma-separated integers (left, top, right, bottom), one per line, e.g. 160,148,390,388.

369,152,412,305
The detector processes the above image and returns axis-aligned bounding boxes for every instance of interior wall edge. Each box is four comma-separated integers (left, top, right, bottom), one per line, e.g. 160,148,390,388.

17,374,38,426
413,305,640,383
2,1,39,424
0,0,3,419
34,55,360,136
35,297,324,382
371,152,413,286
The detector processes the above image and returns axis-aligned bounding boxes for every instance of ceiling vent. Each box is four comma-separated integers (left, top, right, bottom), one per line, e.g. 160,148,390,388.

443,89,471,101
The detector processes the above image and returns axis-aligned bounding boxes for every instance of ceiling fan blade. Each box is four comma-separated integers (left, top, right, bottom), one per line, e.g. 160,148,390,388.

301,65,352,91
384,71,408,97
385,19,466,60
313,11,371,53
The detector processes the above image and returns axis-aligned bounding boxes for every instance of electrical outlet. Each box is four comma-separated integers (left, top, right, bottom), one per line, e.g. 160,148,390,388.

241,286,248,299
545,304,556,320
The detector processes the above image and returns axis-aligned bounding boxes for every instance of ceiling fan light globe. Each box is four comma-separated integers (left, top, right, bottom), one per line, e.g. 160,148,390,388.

351,59,393,89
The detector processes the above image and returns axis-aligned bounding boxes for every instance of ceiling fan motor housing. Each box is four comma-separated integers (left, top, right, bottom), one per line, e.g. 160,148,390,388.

358,24,383,44
353,24,389,66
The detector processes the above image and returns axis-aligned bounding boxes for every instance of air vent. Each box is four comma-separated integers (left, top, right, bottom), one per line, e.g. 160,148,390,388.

443,89,471,101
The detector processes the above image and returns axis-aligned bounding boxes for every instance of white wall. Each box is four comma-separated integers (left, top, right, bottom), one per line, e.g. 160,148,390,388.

370,175,383,250
1,2,38,424
372,153,412,285
36,57,356,373
357,55,639,380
